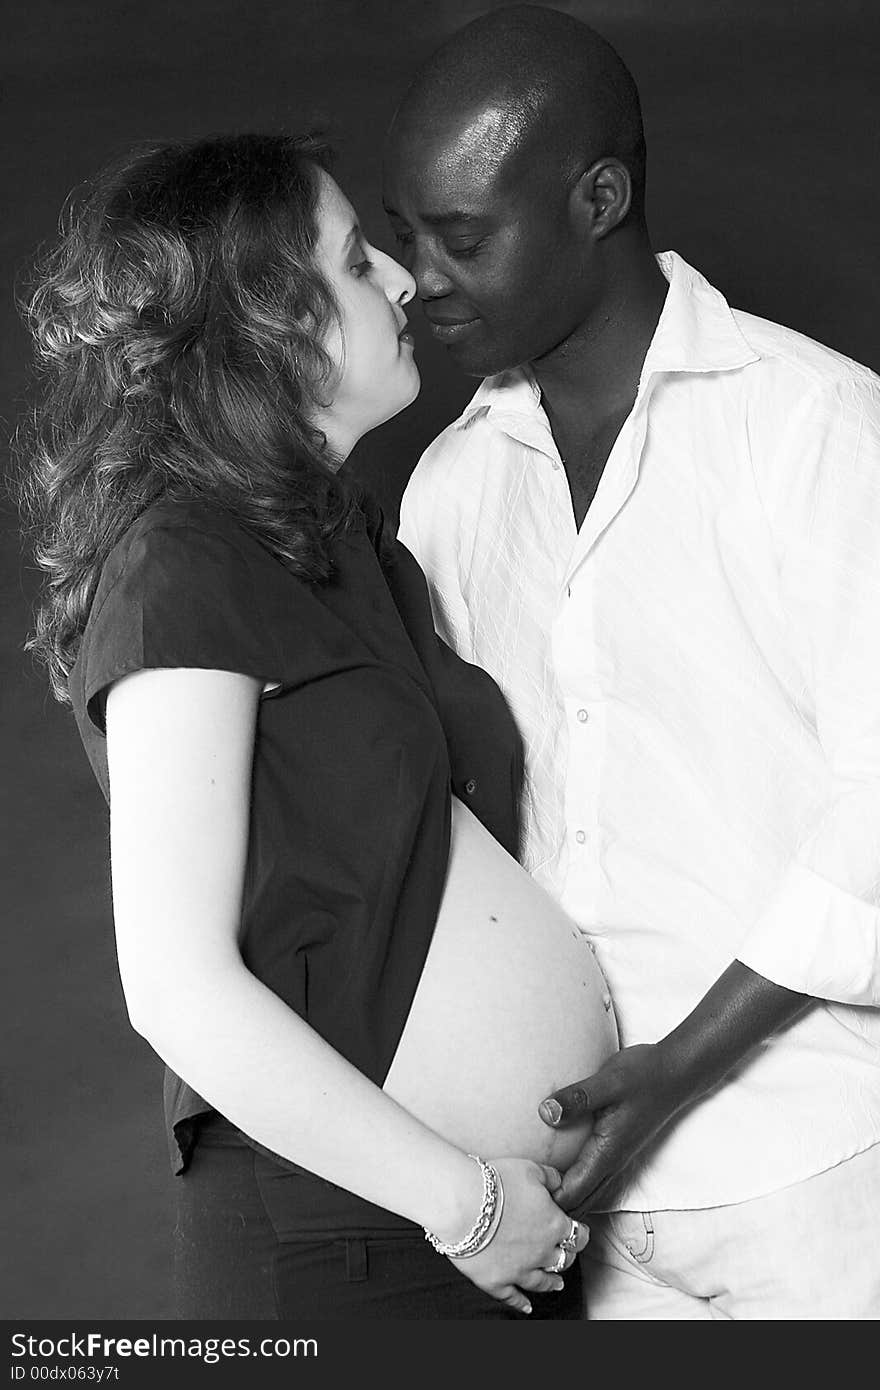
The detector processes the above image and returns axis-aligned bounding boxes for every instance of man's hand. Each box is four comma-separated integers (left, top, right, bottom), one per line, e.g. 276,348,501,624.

538,962,813,1213
538,1044,685,1212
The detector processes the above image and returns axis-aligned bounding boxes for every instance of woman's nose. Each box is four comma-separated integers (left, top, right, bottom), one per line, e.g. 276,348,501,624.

383,252,416,306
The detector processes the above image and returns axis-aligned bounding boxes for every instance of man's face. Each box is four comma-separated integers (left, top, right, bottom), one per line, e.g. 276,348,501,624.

383,119,593,378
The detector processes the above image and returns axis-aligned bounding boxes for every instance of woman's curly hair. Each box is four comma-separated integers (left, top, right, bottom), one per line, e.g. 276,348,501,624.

17,131,358,703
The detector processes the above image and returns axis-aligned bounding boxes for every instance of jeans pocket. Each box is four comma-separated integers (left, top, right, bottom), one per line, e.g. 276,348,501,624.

610,1211,656,1265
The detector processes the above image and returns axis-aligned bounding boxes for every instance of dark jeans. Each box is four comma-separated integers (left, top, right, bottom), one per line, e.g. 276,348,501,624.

173,1114,584,1320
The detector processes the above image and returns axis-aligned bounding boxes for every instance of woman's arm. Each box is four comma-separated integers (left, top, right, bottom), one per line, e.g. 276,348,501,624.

105,667,580,1311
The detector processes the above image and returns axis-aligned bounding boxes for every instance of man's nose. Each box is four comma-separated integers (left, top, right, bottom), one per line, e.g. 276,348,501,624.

408,243,454,300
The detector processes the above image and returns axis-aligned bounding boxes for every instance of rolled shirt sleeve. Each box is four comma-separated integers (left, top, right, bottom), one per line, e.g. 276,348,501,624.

738,375,880,1004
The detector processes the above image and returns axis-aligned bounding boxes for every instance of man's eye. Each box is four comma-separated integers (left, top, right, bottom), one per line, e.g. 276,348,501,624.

393,228,413,247
447,239,486,259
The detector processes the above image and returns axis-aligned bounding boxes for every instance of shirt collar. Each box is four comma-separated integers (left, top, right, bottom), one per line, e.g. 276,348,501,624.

644,250,760,376
455,251,760,434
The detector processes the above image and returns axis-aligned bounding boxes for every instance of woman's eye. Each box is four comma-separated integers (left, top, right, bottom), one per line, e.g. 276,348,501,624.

350,258,374,278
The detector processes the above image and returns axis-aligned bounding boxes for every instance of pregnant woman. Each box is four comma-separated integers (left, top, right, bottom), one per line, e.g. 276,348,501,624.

18,133,617,1320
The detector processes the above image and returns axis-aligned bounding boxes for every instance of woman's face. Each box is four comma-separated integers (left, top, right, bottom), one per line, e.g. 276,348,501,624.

311,171,419,459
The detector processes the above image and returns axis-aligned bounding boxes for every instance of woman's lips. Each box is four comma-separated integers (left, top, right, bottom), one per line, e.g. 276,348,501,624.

398,329,415,347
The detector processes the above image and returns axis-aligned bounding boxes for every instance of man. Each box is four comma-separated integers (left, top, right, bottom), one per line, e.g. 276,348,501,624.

383,4,880,1319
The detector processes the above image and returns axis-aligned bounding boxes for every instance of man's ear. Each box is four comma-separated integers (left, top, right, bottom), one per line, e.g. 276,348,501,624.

570,158,632,240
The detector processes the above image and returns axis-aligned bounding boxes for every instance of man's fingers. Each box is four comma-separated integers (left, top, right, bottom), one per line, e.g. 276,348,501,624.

539,1056,625,1127
538,1080,592,1126
558,1149,635,1213
557,1169,600,1212
577,1169,630,1213
555,1152,610,1212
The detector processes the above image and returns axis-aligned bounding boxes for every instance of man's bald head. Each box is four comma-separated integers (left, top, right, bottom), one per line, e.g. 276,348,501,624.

383,7,656,378
388,5,646,213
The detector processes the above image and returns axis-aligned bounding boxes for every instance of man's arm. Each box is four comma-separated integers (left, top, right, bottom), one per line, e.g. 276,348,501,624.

541,961,811,1211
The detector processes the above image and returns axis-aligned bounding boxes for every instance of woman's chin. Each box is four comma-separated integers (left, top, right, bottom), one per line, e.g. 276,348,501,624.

370,376,422,431
400,364,421,408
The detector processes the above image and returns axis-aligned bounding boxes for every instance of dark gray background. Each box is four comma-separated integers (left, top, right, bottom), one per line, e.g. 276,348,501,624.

2,0,878,1319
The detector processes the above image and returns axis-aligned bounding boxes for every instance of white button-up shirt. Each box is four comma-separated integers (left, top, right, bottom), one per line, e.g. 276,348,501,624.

399,251,880,1210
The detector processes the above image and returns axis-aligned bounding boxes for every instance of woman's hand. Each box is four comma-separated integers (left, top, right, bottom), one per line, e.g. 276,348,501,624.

446,1158,589,1315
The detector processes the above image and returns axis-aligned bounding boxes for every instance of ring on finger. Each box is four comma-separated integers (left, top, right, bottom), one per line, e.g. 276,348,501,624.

559,1218,580,1253
543,1247,567,1275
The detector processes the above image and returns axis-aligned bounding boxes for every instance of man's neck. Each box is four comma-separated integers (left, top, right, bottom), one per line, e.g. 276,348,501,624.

531,253,668,527
533,254,668,436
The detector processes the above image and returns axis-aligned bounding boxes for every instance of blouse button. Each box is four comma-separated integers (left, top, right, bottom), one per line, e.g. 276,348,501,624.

464,779,477,795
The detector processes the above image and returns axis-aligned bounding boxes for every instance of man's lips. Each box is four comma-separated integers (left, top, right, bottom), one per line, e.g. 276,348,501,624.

423,312,480,342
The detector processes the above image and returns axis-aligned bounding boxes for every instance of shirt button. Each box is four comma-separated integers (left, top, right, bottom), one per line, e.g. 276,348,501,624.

464,779,477,795
603,993,613,1012
575,829,586,844
576,708,589,723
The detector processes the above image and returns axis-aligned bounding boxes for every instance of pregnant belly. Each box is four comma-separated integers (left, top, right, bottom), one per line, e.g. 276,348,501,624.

383,798,618,1173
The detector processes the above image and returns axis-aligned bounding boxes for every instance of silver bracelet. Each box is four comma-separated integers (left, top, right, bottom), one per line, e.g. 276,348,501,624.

423,1155,505,1259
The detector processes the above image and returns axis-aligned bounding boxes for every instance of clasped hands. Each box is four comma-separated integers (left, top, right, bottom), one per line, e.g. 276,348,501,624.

452,1042,683,1313
449,1158,589,1315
